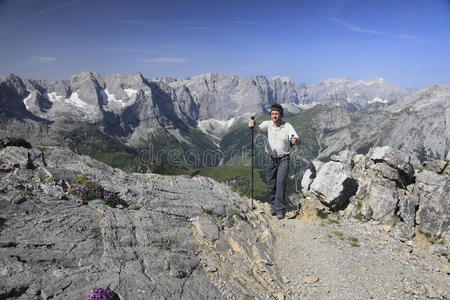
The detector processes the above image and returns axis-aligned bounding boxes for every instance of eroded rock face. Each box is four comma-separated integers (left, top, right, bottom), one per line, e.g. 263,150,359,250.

302,146,450,244
0,146,283,299
309,161,358,211
414,170,450,237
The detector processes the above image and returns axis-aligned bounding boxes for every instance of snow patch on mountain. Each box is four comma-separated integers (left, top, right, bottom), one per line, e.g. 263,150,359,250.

199,118,236,135
368,97,387,104
103,89,127,108
46,92,64,102
124,88,138,97
23,92,33,110
68,92,87,108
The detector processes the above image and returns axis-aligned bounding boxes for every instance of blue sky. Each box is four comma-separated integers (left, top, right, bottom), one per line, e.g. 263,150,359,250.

0,0,449,88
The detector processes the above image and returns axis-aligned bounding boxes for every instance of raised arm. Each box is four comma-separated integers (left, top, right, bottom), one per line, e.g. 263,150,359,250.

248,117,263,133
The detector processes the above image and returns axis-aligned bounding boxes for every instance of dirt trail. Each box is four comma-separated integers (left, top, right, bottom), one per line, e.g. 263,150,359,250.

267,211,450,300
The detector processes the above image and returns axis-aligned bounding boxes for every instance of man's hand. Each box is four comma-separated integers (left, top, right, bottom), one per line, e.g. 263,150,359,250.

248,118,256,128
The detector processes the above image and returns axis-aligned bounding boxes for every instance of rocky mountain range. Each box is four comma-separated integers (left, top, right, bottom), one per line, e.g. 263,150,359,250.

0,72,407,141
0,72,448,170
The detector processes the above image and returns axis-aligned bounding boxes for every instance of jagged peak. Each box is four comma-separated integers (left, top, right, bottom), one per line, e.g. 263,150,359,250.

272,76,292,83
1,73,24,83
322,77,352,84
70,71,103,82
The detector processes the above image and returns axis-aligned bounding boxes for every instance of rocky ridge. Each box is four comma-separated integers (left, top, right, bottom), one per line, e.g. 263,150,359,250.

0,145,284,299
302,146,450,246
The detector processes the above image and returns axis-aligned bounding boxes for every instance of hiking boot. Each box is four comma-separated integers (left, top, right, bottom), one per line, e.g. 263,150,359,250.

286,210,297,219
277,212,285,219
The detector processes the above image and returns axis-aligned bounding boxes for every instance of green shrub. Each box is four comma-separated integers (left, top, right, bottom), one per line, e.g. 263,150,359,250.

348,236,360,247
316,210,330,219
354,213,365,221
70,173,124,208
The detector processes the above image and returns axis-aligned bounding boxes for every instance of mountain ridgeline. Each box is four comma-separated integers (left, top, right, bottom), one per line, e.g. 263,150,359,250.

0,72,448,180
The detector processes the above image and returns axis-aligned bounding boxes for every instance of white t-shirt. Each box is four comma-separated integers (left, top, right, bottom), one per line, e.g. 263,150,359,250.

258,120,298,157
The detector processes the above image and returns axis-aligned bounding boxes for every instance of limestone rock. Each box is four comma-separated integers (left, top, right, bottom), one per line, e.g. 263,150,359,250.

414,170,450,237
368,146,414,185
0,146,285,299
309,161,358,211
331,149,357,167
365,180,398,225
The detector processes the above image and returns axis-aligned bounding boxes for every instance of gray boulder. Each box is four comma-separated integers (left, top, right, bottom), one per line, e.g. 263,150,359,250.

301,161,323,194
309,161,358,211
331,149,357,167
365,179,398,225
368,146,414,186
414,170,450,239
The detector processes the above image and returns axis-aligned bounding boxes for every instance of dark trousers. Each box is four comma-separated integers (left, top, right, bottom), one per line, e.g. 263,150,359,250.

266,155,289,213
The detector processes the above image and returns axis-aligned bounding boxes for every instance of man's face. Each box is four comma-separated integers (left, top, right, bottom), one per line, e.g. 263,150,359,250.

271,110,282,122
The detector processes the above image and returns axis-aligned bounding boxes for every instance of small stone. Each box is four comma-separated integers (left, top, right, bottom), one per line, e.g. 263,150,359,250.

274,292,285,300
429,244,448,257
173,270,187,278
304,276,319,284
282,276,290,284
206,266,218,273
3,191,26,204
424,283,439,298
393,276,404,282
405,240,415,247
441,264,450,274
381,225,391,232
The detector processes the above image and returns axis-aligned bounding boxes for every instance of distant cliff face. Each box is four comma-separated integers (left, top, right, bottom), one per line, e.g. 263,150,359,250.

312,85,450,164
1,72,448,166
0,72,407,124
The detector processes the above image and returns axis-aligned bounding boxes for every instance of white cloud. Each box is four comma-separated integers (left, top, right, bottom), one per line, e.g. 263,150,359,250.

19,56,57,64
0,0,82,31
32,56,57,63
396,34,416,40
329,17,380,34
143,57,188,63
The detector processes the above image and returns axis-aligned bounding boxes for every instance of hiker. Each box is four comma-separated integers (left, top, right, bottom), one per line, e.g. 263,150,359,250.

248,103,299,219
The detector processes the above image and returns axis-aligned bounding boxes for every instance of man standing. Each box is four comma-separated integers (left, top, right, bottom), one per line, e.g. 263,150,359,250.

248,103,299,219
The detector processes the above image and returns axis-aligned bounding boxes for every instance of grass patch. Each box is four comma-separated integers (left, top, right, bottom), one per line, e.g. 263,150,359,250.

330,231,344,238
316,210,330,219
354,213,365,221
329,231,360,247
418,230,443,244
348,236,360,247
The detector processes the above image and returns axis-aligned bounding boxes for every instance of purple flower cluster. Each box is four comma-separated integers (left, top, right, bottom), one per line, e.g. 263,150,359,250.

70,174,124,207
86,287,118,300
71,184,88,201
103,191,114,201
94,183,104,198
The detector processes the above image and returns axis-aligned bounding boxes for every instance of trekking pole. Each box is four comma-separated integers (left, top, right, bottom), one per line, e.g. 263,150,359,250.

291,134,299,193
250,116,255,209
